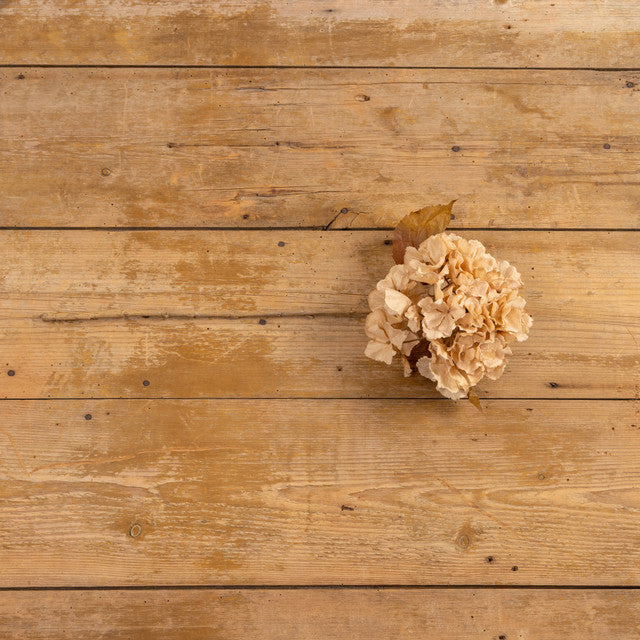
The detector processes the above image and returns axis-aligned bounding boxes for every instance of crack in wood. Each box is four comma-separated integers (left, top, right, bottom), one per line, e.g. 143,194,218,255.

37,312,368,323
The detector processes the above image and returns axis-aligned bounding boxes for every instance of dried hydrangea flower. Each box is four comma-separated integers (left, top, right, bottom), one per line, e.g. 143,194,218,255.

365,232,532,400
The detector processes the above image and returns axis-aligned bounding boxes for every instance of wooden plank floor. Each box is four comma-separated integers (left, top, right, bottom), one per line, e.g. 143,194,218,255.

1,0,640,67
3,69,640,229
2,399,640,586
2,1,640,637
2,589,640,640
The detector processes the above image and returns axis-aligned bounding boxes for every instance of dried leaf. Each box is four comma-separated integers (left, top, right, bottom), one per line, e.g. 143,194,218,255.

404,339,431,375
392,200,456,264
468,389,483,412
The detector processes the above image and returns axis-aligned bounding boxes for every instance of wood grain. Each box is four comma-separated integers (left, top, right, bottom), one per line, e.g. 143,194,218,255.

1,399,639,586
2,0,639,628
3,68,640,229
1,588,639,639
1,1,639,68
1,230,638,399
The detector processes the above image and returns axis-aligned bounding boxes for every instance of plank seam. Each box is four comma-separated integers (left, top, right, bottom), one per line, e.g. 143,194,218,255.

0,228,638,233
2,65,640,71
0,397,637,402
1,585,640,591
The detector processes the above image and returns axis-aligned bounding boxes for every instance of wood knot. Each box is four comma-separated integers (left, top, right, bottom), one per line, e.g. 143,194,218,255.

457,534,470,548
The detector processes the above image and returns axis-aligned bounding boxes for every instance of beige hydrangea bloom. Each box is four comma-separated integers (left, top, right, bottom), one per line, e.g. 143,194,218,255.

364,232,532,399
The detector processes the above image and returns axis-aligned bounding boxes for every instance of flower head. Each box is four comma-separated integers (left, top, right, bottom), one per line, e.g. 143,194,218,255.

365,232,532,399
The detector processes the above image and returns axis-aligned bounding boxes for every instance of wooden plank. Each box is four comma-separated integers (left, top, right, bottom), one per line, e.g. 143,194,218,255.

0,399,638,586
1,1,639,67
3,315,634,399
1,588,639,639
1,230,638,399
3,68,640,229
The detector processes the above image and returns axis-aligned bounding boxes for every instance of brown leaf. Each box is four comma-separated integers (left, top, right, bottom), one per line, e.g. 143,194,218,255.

392,200,456,264
468,389,483,412
404,339,431,375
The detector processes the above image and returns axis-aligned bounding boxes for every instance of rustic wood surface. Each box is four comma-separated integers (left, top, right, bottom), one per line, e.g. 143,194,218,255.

1,230,637,399
1,0,640,68
2,68,640,229
1,399,639,586
2,0,640,636
1,588,639,640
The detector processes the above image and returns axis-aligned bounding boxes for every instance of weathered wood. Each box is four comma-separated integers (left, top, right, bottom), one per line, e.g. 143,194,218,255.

4,229,622,318
1,588,639,639
0,399,639,586
1,1,639,67
3,315,633,399
0,230,638,399
3,68,640,229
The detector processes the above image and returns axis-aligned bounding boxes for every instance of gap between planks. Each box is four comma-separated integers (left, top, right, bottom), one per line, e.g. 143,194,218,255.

1,227,640,232
2,584,640,591
3,66,640,71
0,398,638,401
